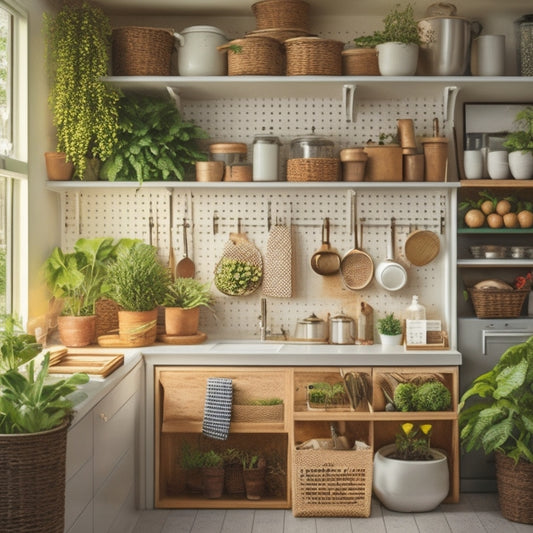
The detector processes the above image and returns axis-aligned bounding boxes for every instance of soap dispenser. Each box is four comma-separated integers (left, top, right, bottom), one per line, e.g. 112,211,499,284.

405,295,426,345
406,295,426,321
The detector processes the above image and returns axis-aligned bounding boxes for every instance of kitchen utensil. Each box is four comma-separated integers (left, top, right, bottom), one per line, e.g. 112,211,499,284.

340,216,374,290
175,218,195,278
375,218,407,292
329,313,355,344
310,218,341,276
404,227,440,266
262,223,293,298
293,313,328,342
168,195,175,279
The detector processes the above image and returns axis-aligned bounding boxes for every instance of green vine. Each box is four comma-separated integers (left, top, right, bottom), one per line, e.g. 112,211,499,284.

43,2,120,178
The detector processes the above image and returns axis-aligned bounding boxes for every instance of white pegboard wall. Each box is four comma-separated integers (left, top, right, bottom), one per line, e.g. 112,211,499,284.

61,188,452,339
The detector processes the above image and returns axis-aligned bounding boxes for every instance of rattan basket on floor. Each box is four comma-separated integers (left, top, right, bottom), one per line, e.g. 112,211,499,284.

218,36,285,76
252,0,310,32
342,48,380,76
287,158,340,181
285,37,344,75
0,422,69,533
468,287,529,318
112,26,175,76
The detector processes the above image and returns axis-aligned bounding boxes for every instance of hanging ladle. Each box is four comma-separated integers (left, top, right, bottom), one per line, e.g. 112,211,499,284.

310,218,341,276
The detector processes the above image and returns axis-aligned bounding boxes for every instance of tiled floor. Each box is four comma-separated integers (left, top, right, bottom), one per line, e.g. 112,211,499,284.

132,494,533,533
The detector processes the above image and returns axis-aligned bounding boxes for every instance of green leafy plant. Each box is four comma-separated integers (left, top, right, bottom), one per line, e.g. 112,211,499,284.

43,2,120,178
353,34,386,48
179,442,205,470
100,94,208,184
241,451,266,470
393,422,434,460
459,336,533,464
393,382,418,412
214,258,262,296
414,381,452,411
42,237,138,316
307,382,347,407
106,242,170,311
377,312,402,336
163,277,213,309
503,105,533,154
0,315,42,372
201,450,224,468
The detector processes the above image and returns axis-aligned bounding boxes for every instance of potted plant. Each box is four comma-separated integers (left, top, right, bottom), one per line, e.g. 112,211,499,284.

377,312,403,345
162,277,213,336
179,442,204,494
222,448,245,496
43,2,120,180
241,452,267,500
503,106,533,180
42,237,130,347
232,397,284,423
200,450,224,499
0,315,89,531
459,336,533,524
105,242,170,346
306,381,348,410
373,422,449,512
99,94,208,184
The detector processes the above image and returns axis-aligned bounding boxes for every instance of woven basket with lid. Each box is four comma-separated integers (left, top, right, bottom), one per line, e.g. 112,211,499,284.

218,37,285,76
342,48,380,76
285,37,344,76
252,0,310,31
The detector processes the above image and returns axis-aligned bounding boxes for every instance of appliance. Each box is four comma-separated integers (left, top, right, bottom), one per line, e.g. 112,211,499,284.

458,317,533,492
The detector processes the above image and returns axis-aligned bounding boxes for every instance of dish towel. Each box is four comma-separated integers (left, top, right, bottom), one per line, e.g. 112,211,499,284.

202,377,233,440
262,224,293,298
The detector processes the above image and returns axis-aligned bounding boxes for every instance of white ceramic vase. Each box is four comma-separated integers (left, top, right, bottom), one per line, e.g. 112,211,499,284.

376,42,419,76
373,443,449,512
508,151,533,180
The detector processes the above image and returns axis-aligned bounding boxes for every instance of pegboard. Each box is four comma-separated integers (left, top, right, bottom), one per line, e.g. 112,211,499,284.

61,187,452,340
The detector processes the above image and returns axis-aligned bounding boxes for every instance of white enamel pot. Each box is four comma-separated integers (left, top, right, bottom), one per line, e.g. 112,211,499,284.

375,219,407,291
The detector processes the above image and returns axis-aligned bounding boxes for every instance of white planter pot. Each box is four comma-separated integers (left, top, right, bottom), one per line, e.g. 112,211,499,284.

373,444,449,512
508,151,533,180
379,333,403,346
376,42,419,76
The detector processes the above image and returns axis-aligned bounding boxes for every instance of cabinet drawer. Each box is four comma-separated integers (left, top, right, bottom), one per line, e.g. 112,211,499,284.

65,499,93,533
65,457,93,531
66,412,93,481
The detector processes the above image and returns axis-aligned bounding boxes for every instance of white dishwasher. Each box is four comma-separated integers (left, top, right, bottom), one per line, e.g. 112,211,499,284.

458,317,533,492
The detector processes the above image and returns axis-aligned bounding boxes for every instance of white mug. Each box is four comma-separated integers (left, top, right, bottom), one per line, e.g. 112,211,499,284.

463,150,483,179
471,35,506,76
487,150,511,180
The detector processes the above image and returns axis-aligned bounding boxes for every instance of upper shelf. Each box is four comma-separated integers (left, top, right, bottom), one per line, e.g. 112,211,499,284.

460,179,533,189
103,76,533,103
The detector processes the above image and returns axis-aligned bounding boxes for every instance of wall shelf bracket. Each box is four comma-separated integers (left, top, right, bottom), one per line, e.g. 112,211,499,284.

166,86,182,113
343,84,357,123
443,85,460,130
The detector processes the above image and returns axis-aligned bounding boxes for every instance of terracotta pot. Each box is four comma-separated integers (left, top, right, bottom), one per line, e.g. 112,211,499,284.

202,466,224,499
185,467,203,494
243,466,266,500
224,463,245,495
44,152,74,181
57,315,96,347
118,309,157,346
164,306,200,336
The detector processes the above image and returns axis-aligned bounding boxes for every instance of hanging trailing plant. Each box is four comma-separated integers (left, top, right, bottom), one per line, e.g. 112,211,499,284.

43,1,120,178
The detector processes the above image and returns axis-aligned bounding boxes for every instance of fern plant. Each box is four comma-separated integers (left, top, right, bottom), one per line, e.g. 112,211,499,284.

43,2,120,179
100,95,208,183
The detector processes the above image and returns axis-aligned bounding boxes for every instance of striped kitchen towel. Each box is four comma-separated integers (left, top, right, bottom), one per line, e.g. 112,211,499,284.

202,377,233,440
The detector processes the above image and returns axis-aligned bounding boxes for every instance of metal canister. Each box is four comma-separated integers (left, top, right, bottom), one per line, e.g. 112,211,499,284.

253,135,280,181
329,313,355,345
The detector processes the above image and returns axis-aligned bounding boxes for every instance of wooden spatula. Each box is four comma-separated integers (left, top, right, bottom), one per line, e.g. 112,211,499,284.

175,218,195,278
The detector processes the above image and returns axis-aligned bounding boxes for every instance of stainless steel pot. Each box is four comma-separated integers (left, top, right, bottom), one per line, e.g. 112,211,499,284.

417,3,482,76
293,313,328,342
329,313,355,345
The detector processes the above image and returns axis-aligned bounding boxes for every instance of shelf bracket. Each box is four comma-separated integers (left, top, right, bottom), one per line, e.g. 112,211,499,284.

166,86,182,114
443,86,460,130
343,84,357,123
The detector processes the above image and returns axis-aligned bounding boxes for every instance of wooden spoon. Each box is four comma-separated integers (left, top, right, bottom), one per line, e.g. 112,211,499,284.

175,218,195,278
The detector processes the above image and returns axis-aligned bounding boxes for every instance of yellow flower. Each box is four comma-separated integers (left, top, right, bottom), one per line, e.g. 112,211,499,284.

401,422,414,435
420,424,432,435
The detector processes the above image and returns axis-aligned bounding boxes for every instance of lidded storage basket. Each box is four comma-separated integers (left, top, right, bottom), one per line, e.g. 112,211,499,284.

342,48,380,76
112,26,175,76
218,36,285,76
285,37,344,75
252,0,311,32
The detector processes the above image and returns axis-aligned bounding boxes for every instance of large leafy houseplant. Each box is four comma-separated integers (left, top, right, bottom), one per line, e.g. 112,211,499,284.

43,1,120,179
100,94,208,184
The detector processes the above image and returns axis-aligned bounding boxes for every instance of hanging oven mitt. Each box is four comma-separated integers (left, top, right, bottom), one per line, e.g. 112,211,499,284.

262,223,294,298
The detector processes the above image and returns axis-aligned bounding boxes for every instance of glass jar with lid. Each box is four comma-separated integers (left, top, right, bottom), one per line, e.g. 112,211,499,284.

252,135,281,181
289,134,335,159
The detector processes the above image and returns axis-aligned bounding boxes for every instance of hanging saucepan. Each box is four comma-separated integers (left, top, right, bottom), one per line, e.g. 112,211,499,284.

340,218,374,290
404,226,441,266
310,217,341,276
375,218,407,291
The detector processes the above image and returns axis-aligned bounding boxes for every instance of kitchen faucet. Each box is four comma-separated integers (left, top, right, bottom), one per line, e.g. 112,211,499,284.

259,298,287,341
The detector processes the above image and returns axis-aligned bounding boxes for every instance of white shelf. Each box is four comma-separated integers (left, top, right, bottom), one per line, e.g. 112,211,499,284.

457,259,533,268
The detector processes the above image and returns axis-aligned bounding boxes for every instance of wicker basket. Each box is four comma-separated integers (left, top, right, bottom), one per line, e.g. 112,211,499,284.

468,287,529,318
232,404,284,422
112,26,175,76
95,298,121,337
252,0,310,32
287,158,340,181
218,37,285,76
342,48,380,76
495,452,533,524
285,37,344,76
0,422,69,532
245,27,312,43
292,447,373,517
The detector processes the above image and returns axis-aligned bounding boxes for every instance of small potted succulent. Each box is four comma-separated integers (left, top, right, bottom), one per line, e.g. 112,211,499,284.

377,312,403,346
373,423,449,512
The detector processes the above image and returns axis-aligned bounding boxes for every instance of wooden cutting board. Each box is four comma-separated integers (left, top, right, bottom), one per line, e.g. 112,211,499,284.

49,353,124,377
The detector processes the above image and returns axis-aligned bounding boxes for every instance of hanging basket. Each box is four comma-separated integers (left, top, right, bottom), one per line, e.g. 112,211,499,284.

0,422,69,533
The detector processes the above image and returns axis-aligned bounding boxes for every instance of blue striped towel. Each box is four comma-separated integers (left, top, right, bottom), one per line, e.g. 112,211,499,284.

202,377,233,440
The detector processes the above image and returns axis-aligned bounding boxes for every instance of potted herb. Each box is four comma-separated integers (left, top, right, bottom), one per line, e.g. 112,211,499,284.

377,312,403,345
306,382,348,410
162,277,213,336
241,452,267,500
105,243,170,346
43,2,120,180
99,94,208,184
222,448,245,496
0,315,89,531
200,450,224,499
459,336,533,524
503,106,533,180
179,442,204,494
373,423,449,512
